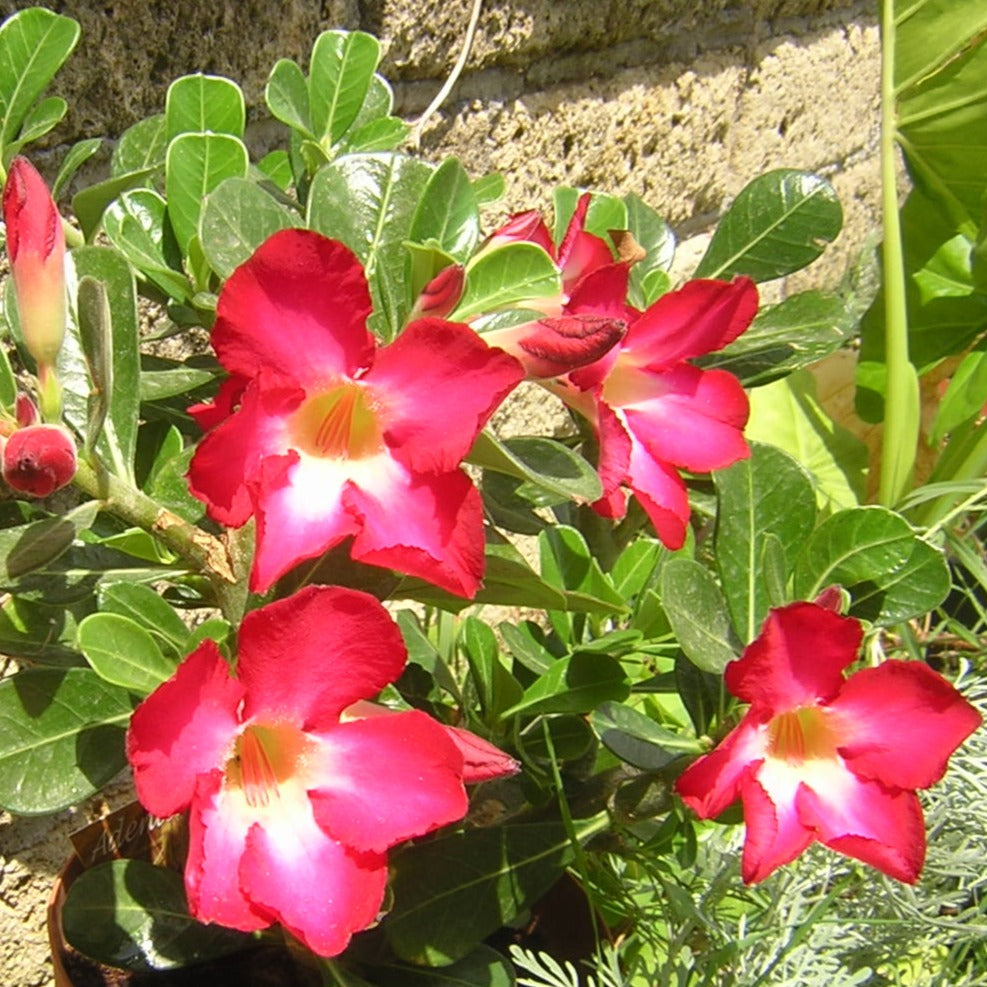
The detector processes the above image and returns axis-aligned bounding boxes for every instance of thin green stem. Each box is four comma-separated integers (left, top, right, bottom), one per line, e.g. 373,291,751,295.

878,0,920,506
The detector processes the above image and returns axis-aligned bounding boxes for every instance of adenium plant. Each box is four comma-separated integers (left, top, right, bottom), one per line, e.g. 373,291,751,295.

0,5,982,986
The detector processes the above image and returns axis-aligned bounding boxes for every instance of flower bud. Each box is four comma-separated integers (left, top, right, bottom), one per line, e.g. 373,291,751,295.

2,424,77,497
409,264,465,320
2,156,67,369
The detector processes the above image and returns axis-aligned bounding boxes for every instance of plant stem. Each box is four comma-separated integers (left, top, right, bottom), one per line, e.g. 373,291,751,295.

877,0,920,506
72,456,235,585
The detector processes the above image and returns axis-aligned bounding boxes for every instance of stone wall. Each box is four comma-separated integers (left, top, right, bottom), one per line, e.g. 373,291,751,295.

0,1,881,984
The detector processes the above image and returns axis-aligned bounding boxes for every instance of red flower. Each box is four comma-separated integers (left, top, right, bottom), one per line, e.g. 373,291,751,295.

550,277,758,548
187,229,523,595
2,422,76,497
675,602,981,884
127,586,514,956
2,156,66,369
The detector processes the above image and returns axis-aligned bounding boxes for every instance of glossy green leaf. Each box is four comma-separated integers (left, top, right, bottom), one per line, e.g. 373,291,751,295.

103,189,189,301
165,133,249,255
695,170,843,282
611,538,664,602
461,617,522,720
473,173,505,206
538,526,626,612
256,149,293,191
470,431,601,505
77,612,178,695
64,247,141,481
0,667,134,813
63,859,250,971
0,7,79,161
498,621,555,675
387,816,607,964
139,360,214,402
52,137,102,199
342,116,408,154
265,57,312,136
76,276,112,451
373,946,515,987
0,343,17,409
165,73,244,139
660,558,738,674
410,157,480,261
552,187,627,245
933,346,987,440
714,444,816,641
454,243,561,321
0,595,83,666
10,94,66,152
849,537,950,625
199,177,300,279
307,152,432,339
0,502,98,583
701,291,852,387
625,191,675,308
111,114,167,176
745,370,867,510
518,713,595,762
98,582,190,656
499,651,628,718
592,700,698,771
309,30,381,145
71,166,158,241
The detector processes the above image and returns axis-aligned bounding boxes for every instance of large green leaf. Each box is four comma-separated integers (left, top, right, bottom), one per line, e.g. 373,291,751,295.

265,57,313,137
165,73,244,139
453,243,561,320
714,444,817,641
592,700,698,771
77,612,179,696
308,30,381,146
625,191,676,308
499,651,629,718
849,536,950,624
0,667,134,813
165,132,249,255
538,526,627,614
0,595,83,666
63,860,250,971
694,170,842,282
410,157,480,261
0,7,79,162
199,177,300,278
0,502,98,585
659,558,739,674
98,582,191,657
386,816,608,964
111,114,167,177
307,152,433,339
64,247,141,481
71,166,158,241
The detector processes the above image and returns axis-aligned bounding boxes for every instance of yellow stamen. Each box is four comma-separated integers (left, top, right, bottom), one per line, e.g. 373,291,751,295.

290,383,383,460
767,706,836,765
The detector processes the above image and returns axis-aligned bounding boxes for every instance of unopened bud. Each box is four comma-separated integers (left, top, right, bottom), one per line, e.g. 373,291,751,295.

2,424,77,497
410,265,465,320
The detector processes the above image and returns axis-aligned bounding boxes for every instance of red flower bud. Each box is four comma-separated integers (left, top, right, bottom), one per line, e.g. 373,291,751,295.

410,264,465,320
2,424,77,497
2,157,67,368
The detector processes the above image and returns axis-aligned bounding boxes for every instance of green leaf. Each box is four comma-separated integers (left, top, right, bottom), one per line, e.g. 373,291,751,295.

694,170,843,282
0,343,17,409
9,94,66,152
165,132,249,255
714,444,816,641
625,191,675,308
0,595,83,666
410,157,480,261
611,538,664,602
307,152,433,339
461,617,522,720
372,945,516,987
0,502,98,582
71,166,157,241
745,370,867,510
103,189,190,301
63,859,251,971
0,668,134,814
453,243,561,321
473,173,505,206
52,137,102,199
701,291,852,387
165,73,244,139
538,526,627,612
499,651,629,718
77,612,178,695
592,700,698,771
256,150,293,191
199,177,300,279
0,7,79,161
265,57,313,137
659,558,739,674
849,537,950,625
308,30,381,146
552,187,627,244
111,114,167,176
470,431,601,504
933,346,987,440
386,816,607,964
341,116,408,154
499,621,555,675
64,247,141,481
98,577,191,653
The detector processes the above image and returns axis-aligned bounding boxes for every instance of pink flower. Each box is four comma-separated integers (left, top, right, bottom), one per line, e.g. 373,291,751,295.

187,229,523,596
2,419,76,497
2,156,66,369
675,602,982,884
127,586,514,956
550,277,758,548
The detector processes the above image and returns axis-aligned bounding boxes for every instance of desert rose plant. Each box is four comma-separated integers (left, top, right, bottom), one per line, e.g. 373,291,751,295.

0,4,984,986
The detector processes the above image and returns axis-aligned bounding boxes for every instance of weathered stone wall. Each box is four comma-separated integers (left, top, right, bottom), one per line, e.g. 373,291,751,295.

0,2,881,984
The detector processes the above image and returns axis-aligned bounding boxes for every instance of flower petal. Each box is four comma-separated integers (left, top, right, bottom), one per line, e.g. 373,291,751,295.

619,364,750,472
623,428,691,548
624,277,758,366
487,209,555,255
444,725,521,782
831,659,982,790
308,711,467,853
739,771,815,883
796,769,926,883
557,195,615,292
347,466,486,598
212,229,375,386
127,642,244,818
238,585,407,727
241,807,387,957
371,318,522,473
675,714,768,819
725,602,862,711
